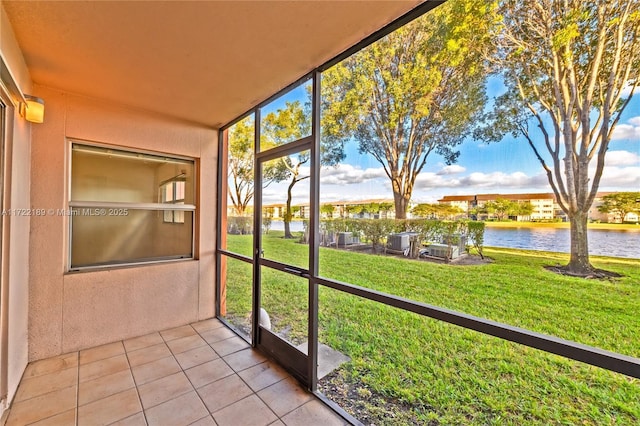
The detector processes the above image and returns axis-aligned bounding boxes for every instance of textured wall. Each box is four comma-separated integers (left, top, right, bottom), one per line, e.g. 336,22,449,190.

29,86,217,360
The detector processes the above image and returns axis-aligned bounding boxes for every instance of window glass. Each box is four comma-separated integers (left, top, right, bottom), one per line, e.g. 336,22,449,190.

70,209,193,268
219,255,253,342
70,142,195,269
317,0,639,361
317,287,639,424
71,144,194,204
259,79,312,151
223,116,255,257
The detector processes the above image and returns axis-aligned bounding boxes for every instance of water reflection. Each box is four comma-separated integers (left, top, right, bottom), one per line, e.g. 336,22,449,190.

485,227,639,259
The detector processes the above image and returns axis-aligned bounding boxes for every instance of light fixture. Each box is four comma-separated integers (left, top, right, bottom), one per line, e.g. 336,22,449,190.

21,95,45,123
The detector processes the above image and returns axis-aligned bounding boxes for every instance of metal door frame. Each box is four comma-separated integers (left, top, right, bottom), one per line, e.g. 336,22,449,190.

251,74,320,387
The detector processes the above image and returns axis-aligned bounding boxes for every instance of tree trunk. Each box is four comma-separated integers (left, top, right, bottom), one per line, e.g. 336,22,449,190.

284,178,295,239
393,191,409,219
566,211,593,275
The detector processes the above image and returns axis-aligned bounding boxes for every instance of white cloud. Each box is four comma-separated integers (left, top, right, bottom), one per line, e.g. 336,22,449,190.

320,163,387,185
621,84,638,97
415,170,549,191
437,164,466,175
598,166,640,188
604,150,640,167
612,116,640,140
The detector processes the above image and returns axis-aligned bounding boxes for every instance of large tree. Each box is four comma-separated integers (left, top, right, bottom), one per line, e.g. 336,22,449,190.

480,1,640,275
227,116,289,217
322,0,499,219
262,100,345,238
227,117,255,216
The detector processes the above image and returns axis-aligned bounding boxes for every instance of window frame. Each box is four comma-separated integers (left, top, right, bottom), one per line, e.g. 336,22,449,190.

67,140,197,271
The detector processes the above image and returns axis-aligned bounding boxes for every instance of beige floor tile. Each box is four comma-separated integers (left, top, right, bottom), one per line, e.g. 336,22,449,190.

79,353,129,383
175,345,219,370
127,342,172,367
212,394,277,426
223,348,267,372
257,376,312,417
110,411,147,426
29,408,76,426
191,318,225,334
199,326,236,344
77,388,142,425
268,420,286,426
190,415,217,426
79,341,125,365
6,385,76,425
160,324,197,341
238,361,289,392
131,355,181,385
15,366,77,402
166,334,207,355
78,369,135,406
124,332,164,352
23,352,78,379
138,371,194,409
209,336,249,357
145,391,209,426
185,358,234,389
196,374,253,413
280,400,346,426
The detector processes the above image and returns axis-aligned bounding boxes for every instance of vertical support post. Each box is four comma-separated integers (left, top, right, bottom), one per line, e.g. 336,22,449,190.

308,71,321,391
217,129,229,316
252,109,262,347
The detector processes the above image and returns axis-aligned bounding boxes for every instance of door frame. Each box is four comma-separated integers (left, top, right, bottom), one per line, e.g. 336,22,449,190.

251,72,320,390
0,83,14,405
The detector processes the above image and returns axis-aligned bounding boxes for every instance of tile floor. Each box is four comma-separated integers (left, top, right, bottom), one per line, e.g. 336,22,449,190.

5,318,348,426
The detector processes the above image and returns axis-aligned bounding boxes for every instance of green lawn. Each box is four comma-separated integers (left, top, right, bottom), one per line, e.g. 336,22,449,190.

222,232,640,425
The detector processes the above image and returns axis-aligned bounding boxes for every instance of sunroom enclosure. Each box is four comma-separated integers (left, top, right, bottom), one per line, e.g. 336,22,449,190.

216,1,640,424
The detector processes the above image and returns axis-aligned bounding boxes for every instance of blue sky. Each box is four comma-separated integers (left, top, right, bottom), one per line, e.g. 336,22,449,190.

255,71,640,206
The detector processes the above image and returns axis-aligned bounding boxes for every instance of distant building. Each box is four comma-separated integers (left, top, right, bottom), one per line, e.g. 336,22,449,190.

437,192,635,222
262,199,397,220
438,193,557,221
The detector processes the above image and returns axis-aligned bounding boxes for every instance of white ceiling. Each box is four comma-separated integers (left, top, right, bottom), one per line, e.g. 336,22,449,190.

3,0,426,127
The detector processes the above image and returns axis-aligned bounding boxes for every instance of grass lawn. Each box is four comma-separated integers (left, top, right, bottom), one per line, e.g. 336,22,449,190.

222,232,640,425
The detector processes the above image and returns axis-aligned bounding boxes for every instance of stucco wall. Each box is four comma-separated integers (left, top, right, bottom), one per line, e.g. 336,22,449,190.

29,85,217,360
1,1,32,419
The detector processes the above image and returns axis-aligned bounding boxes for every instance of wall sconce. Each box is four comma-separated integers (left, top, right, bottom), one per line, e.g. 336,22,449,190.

20,95,45,123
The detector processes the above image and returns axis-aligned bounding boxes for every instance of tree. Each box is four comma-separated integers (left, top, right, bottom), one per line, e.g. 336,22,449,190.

482,198,518,221
322,0,499,219
227,117,255,216
411,203,463,219
479,1,640,275
262,101,309,238
378,202,394,218
598,192,640,223
320,204,336,218
515,201,534,218
263,100,345,238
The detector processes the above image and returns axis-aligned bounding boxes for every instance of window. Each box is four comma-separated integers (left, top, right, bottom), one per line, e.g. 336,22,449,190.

69,142,196,269
160,176,186,223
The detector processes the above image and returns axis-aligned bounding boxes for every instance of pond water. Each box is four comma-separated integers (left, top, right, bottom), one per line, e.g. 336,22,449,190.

268,220,639,259
484,226,639,259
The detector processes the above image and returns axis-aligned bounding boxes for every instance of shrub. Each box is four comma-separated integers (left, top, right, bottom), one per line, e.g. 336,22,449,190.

467,221,485,259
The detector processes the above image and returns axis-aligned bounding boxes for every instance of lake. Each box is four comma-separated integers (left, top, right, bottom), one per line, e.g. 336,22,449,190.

269,220,639,259
484,227,639,259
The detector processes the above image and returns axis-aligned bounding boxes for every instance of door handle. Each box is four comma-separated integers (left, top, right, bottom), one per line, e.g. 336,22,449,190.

283,267,310,279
